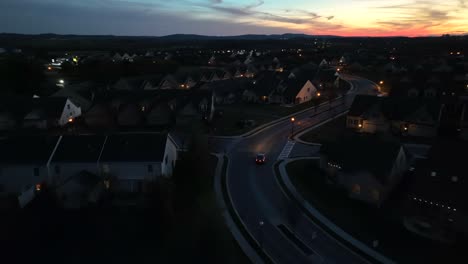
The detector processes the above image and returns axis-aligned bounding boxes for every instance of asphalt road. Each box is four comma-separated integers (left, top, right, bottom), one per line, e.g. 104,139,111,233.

218,76,379,264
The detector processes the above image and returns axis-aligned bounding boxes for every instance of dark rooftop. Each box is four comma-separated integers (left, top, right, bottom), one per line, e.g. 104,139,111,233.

0,136,60,164
51,135,106,163
321,135,402,184
99,133,167,162
409,140,468,213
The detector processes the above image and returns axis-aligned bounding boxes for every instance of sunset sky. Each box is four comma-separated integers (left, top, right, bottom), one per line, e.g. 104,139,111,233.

0,0,467,36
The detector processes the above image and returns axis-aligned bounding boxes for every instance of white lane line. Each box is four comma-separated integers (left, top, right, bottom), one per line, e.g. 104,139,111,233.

277,140,296,160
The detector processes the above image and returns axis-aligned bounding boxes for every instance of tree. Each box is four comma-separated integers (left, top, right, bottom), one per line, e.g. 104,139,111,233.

0,55,45,95
172,131,211,208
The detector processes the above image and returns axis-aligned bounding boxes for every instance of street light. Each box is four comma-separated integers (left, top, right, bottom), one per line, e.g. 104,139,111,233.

290,117,295,135
379,80,384,85
259,221,265,249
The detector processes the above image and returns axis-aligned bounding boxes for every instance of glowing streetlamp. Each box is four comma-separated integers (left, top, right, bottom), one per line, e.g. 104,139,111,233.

259,220,265,249
290,117,296,135
379,81,384,85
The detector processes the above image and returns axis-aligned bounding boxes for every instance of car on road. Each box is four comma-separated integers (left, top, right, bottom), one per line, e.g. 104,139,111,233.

255,153,266,164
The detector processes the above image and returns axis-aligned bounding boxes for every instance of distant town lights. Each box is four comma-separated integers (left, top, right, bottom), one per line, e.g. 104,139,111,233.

59,79,65,84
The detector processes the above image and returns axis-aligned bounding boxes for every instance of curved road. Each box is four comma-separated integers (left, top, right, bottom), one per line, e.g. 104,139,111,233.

216,75,379,264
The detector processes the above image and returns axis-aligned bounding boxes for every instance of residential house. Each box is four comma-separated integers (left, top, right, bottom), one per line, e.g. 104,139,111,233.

146,103,173,127
48,135,106,208
320,136,408,206
117,103,145,127
347,95,441,137
113,77,147,91
23,97,82,129
276,72,318,104
243,71,283,103
202,79,250,105
48,135,106,186
112,53,123,62
177,90,215,123
313,69,339,90
51,87,93,112
200,70,221,83
99,133,177,192
84,104,115,128
404,141,468,242
0,136,60,207
142,75,164,90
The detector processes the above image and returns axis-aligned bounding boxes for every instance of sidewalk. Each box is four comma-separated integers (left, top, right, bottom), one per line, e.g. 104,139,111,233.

213,153,273,264
277,158,396,264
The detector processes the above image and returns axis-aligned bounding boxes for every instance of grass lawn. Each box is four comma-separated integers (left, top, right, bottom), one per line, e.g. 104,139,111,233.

299,115,348,143
286,160,467,264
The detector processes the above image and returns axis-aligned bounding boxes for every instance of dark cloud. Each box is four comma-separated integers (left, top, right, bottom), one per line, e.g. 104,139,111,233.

245,0,264,9
0,0,292,36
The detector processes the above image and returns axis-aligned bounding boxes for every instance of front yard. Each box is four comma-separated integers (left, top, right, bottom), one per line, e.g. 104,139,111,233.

298,115,348,143
286,160,467,264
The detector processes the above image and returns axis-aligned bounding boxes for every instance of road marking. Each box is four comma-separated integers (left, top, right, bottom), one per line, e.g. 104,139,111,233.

277,140,296,160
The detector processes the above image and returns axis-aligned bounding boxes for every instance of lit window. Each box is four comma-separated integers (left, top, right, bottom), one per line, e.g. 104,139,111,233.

104,180,110,190
352,184,361,194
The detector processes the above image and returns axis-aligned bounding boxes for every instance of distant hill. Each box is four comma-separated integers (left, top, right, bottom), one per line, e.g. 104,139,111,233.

0,33,339,41
157,33,340,41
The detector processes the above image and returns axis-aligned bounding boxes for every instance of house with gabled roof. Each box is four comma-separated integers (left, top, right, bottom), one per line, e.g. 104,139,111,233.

273,67,318,104
113,77,147,91
48,135,106,190
320,135,409,206
243,71,283,103
99,133,177,192
22,97,82,129
0,136,61,207
347,95,442,137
